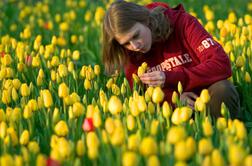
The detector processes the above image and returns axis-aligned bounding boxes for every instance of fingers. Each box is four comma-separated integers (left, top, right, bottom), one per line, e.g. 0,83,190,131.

187,92,198,100
186,98,195,108
139,71,165,84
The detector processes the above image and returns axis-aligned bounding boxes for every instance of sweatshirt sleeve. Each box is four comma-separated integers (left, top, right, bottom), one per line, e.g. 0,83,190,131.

164,13,232,91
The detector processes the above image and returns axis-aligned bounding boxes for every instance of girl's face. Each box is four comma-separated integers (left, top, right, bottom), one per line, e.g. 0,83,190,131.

115,22,152,53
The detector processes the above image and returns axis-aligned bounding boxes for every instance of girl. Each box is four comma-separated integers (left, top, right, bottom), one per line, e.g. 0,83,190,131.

102,0,240,118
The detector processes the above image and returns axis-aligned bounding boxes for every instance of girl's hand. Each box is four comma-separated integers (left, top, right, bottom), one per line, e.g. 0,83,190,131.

180,92,198,109
139,71,166,87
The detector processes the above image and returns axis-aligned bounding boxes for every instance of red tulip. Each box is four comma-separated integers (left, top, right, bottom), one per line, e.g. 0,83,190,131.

44,22,49,30
47,158,60,166
25,55,33,66
82,118,94,132
1,51,5,58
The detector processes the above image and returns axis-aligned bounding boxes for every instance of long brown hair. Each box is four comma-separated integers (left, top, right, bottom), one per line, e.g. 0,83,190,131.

102,0,173,74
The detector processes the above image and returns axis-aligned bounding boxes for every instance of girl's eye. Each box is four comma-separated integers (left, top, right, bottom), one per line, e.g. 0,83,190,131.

133,33,139,39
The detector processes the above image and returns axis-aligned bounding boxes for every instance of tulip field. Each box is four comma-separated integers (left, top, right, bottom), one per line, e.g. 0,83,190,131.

0,0,252,165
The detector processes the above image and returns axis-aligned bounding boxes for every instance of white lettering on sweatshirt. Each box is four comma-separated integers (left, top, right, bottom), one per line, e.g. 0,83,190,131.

147,53,192,72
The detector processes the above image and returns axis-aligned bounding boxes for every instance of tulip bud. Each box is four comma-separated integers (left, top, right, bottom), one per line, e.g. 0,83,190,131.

177,81,183,95
82,118,94,132
76,139,85,157
122,151,138,166
54,120,69,137
198,138,213,155
20,83,30,97
140,137,158,157
200,89,211,104
73,102,84,117
152,87,164,104
167,126,186,144
42,90,53,108
245,71,251,83
162,101,172,118
172,91,178,104
235,55,245,68
127,115,135,131
20,130,30,145
108,95,122,115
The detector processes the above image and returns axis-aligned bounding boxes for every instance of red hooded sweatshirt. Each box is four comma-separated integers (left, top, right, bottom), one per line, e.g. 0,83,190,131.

124,2,231,102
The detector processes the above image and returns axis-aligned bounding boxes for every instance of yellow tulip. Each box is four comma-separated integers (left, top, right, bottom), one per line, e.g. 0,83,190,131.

108,95,122,115
234,120,247,140
167,126,186,144
152,87,164,104
111,126,125,146
72,102,84,117
84,11,92,22
52,108,60,124
202,156,211,166
172,91,179,104
132,73,140,84
7,127,18,146
200,89,211,104
244,155,252,166
88,147,98,160
211,149,225,166
0,122,7,139
128,134,140,151
175,140,190,161
42,90,53,108
72,50,80,61
130,99,140,116
198,138,213,155
54,120,69,137
150,120,159,136
147,101,155,114
194,97,206,112
216,117,227,131
0,154,14,166
0,109,5,122
162,101,172,118
228,12,237,23
58,64,68,77
27,99,38,111
20,130,30,145
140,136,157,157
86,131,99,149
202,118,213,137
57,138,70,158
179,106,193,122
36,154,46,166
137,96,147,112
76,139,85,157
177,81,183,94
122,151,138,166
245,72,251,83
93,110,102,127
71,35,78,44
23,106,32,119
95,7,105,25
127,115,135,131
236,55,245,68
20,83,30,97
11,87,18,101
59,22,69,31
94,65,100,75
137,66,145,77
147,155,160,166
229,144,246,165
84,78,91,90
51,56,60,67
